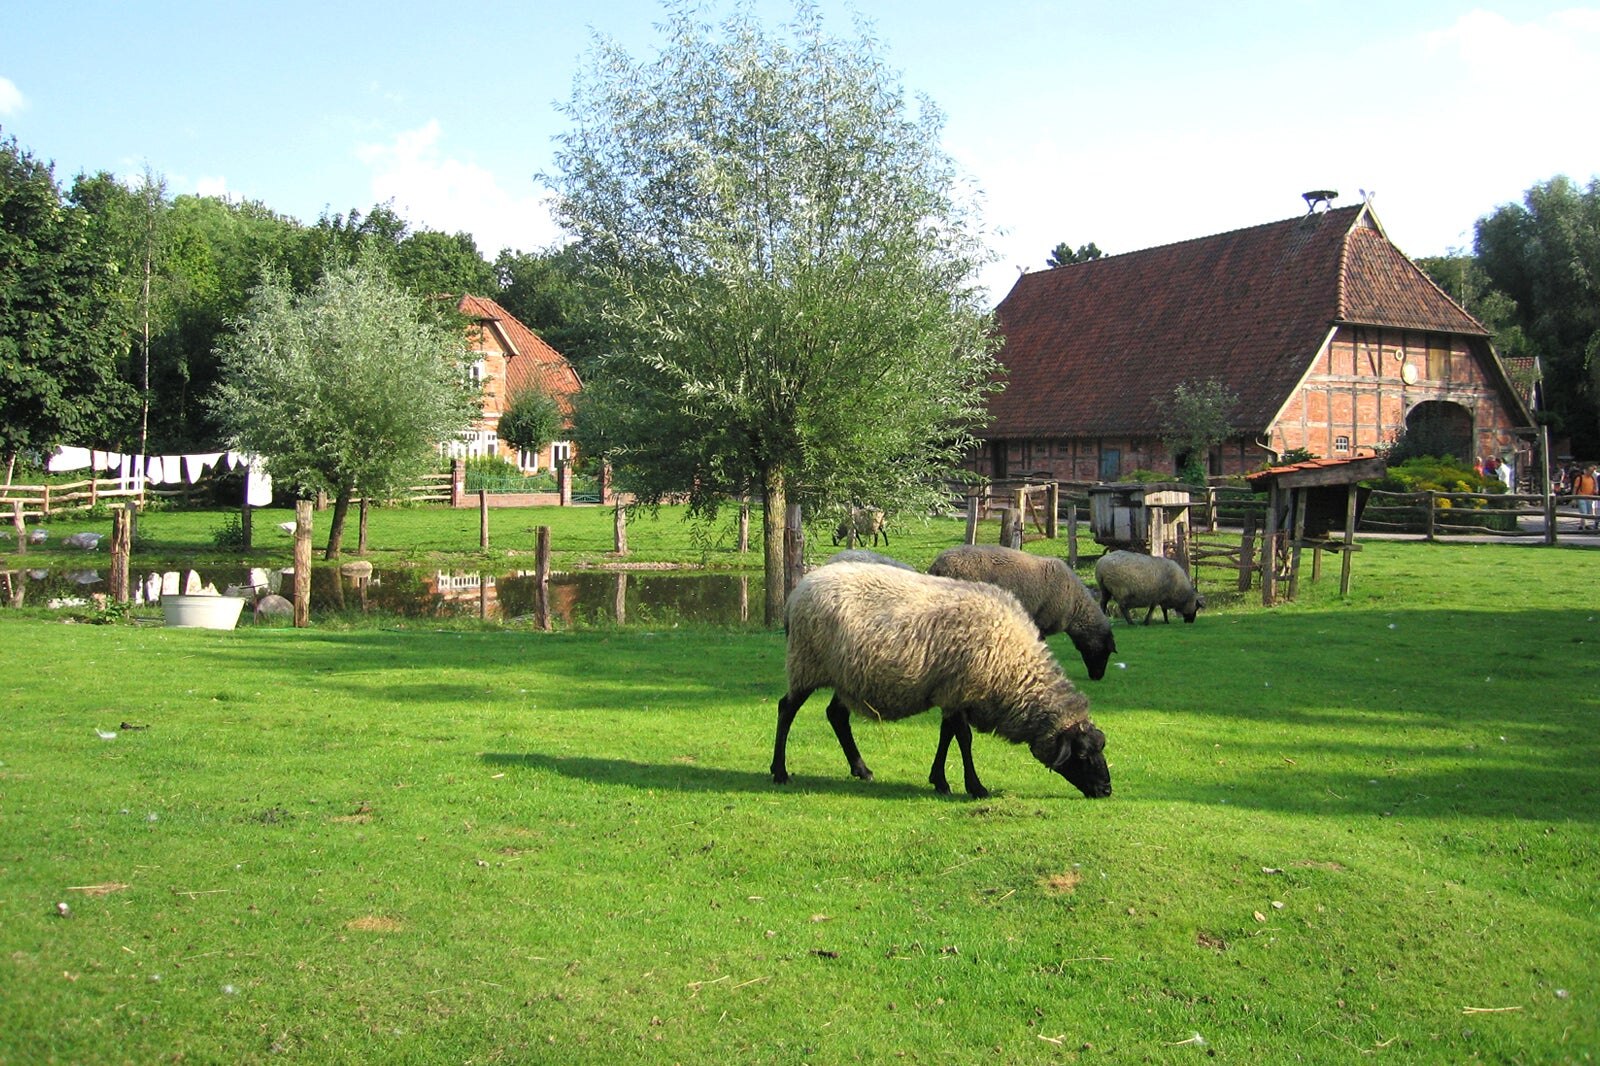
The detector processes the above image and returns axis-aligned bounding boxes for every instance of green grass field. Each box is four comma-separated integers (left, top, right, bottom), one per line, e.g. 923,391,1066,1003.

2,509,1596,1063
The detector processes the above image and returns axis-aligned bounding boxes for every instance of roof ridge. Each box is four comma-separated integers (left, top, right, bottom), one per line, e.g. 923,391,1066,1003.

1041,203,1365,270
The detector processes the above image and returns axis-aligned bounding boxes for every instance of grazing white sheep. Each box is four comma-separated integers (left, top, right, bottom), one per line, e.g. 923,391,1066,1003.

831,506,887,548
928,544,1116,680
62,532,103,550
1094,550,1205,625
773,562,1112,799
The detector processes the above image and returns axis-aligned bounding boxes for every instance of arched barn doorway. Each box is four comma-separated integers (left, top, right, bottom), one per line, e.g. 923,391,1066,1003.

1404,400,1473,463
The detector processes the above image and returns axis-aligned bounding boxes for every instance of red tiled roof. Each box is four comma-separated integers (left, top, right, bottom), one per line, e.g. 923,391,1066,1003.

457,294,583,416
986,204,1489,440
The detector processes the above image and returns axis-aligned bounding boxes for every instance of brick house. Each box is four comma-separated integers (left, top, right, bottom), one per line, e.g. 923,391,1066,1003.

448,294,583,472
977,201,1535,482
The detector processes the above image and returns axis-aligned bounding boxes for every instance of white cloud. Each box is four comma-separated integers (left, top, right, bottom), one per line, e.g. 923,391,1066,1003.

0,75,25,115
355,120,562,255
195,175,230,198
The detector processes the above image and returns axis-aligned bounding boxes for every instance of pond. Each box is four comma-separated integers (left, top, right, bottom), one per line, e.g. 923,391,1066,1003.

0,564,769,627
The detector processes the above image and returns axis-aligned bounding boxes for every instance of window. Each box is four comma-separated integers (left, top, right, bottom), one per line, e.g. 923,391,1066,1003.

1334,434,1350,453
551,441,573,465
468,358,487,383
1427,343,1449,381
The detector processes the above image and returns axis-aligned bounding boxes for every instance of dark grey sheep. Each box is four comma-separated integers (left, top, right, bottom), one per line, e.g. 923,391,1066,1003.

928,544,1115,680
1094,550,1204,624
773,562,1112,799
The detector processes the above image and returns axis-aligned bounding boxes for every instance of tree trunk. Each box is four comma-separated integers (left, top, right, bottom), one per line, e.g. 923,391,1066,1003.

761,467,786,627
324,485,352,560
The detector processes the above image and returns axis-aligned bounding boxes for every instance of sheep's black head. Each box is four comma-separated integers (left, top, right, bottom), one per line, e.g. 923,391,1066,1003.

1048,722,1112,798
1072,629,1116,681
1180,591,1206,623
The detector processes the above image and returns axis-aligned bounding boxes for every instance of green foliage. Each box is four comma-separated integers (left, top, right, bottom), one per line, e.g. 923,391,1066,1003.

209,511,245,548
497,388,563,455
551,4,998,620
493,245,615,374
393,229,497,297
1475,175,1600,454
1370,455,1505,495
209,252,480,555
1046,240,1104,267
0,134,136,465
1159,377,1237,480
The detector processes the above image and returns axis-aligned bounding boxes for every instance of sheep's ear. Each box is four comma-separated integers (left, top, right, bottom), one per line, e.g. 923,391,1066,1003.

1051,723,1104,767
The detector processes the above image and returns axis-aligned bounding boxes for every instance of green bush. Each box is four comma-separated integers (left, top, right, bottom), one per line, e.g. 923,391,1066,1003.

1365,456,1516,531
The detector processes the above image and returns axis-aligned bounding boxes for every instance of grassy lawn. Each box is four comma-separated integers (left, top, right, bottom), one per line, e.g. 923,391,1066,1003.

1,514,1596,1062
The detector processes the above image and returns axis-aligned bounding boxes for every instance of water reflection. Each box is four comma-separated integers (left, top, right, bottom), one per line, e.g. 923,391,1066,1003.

1,564,766,626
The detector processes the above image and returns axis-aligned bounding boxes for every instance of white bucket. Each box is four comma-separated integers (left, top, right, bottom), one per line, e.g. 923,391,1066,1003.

161,594,246,630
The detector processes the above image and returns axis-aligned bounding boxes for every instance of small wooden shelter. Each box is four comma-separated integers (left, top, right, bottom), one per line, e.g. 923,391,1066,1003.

1088,482,1193,556
1245,455,1387,604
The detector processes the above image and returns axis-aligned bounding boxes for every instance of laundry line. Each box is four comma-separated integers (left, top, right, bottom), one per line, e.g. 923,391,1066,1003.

45,446,273,507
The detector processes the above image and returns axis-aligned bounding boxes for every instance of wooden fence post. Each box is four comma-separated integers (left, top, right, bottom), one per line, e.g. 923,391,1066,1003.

1045,482,1059,539
479,489,490,550
241,501,253,551
11,501,25,556
1262,485,1280,606
1066,504,1079,569
614,572,627,624
534,525,551,631
964,495,980,545
293,500,312,628
1424,491,1436,541
358,499,370,555
738,500,750,554
1237,511,1257,592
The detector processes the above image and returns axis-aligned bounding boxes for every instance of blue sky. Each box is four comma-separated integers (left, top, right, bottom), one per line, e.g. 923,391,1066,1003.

4,1,1597,304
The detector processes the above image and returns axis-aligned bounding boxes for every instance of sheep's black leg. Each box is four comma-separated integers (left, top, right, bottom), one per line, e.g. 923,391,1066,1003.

929,716,957,793
1118,603,1137,625
1141,605,1156,625
772,687,811,784
825,695,874,781
950,714,990,798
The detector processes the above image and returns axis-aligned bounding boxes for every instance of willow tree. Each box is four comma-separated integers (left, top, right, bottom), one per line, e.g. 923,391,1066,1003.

210,253,479,558
552,3,998,625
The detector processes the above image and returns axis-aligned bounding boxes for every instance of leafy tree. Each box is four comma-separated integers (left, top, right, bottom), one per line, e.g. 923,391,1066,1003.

493,245,614,374
0,134,134,479
210,252,480,558
550,4,998,623
1474,175,1600,453
497,387,564,460
394,229,497,298
1159,377,1237,484
1047,240,1104,267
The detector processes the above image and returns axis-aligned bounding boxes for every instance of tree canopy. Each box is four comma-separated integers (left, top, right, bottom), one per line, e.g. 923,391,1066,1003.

209,253,479,557
0,135,133,477
550,3,998,622
1159,377,1237,483
1047,240,1104,267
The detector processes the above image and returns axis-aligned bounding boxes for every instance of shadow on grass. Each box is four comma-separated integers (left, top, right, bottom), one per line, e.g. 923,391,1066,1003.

481,750,932,799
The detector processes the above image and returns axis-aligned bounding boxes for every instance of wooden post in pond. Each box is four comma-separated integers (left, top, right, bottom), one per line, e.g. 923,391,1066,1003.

533,525,551,631
614,503,628,555
614,572,627,624
109,504,132,603
479,490,490,550
11,501,25,556
293,500,312,628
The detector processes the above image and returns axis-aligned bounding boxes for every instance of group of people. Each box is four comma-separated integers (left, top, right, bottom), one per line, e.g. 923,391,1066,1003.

1557,461,1600,530
1476,453,1518,490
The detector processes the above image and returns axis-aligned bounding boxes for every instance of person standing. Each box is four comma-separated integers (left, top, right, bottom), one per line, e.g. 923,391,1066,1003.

1575,464,1600,530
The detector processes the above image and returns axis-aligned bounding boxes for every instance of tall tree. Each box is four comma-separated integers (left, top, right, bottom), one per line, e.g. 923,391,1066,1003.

0,135,133,479
1047,240,1103,267
550,3,998,624
1159,377,1237,483
493,245,614,374
210,252,480,558
394,229,497,298
1474,175,1600,454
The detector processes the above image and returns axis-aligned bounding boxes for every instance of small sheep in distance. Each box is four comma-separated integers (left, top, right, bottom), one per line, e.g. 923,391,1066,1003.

831,506,887,548
1094,550,1205,625
928,544,1115,680
773,562,1112,799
